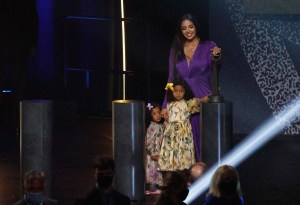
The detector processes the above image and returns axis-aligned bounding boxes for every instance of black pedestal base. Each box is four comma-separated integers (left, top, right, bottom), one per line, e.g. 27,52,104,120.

201,101,233,168
208,95,224,103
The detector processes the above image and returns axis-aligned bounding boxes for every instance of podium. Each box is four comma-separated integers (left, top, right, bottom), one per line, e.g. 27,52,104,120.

20,100,53,196
201,101,233,168
201,53,233,168
112,100,145,201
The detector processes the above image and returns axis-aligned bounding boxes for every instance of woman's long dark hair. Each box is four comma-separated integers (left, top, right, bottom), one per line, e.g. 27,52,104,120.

166,79,194,103
171,13,201,80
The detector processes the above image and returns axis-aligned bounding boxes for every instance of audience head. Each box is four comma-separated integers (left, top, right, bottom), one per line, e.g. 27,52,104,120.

209,165,240,198
160,171,189,202
189,162,207,184
94,155,115,191
23,170,46,205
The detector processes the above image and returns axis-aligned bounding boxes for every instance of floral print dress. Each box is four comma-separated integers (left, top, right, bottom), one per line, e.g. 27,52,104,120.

145,121,164,185
158,98,200,171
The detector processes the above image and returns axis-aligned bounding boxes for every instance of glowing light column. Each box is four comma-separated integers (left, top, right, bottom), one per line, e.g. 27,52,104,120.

120,0,126,100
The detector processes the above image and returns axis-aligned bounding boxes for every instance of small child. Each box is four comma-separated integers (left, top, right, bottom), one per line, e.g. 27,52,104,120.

145,102,164,195
158,80,207,172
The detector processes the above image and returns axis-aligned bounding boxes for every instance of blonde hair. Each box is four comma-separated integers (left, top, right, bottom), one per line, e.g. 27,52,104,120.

208,165,241,197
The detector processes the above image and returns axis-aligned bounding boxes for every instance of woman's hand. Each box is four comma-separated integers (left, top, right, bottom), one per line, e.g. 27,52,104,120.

211,46,221,56
161,109,169,122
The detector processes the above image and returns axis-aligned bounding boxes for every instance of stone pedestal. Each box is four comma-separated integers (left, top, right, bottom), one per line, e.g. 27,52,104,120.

112,100,145,201
201,101,233,168
20,100,53,196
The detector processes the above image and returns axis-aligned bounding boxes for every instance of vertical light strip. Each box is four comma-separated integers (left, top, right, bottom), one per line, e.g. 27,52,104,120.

131,104,135,152
120,0,126,100
131,104,135,197
132,166,135,197
217,104,221,165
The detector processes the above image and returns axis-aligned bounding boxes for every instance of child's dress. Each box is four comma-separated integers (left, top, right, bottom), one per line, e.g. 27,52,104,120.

145,121,164,186
158,98,200,171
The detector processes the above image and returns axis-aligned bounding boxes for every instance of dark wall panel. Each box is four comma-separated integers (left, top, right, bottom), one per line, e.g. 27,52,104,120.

210,0,300,134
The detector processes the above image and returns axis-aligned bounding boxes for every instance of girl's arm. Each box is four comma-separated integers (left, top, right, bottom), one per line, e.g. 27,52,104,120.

187,98,205,114
152,126,164,157
146,125,164,158
145,126,156,152
198,96,209,103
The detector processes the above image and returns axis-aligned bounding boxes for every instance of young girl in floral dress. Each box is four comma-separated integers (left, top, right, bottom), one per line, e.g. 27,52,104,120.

158,80,207,172
145,102,164,194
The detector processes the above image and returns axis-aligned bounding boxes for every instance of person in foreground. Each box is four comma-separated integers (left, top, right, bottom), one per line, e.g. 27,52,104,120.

75,155,130,205
201,165,244,205
161,13,221,162
14,170,58,205
187,162,207,205
188,162,207,185
156,171,189,205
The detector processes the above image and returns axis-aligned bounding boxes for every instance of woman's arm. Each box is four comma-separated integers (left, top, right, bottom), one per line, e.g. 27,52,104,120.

162,49,176,109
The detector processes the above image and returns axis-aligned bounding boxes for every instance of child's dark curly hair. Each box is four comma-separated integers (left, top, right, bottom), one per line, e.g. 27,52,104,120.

145,102,163,128
166,79,194,102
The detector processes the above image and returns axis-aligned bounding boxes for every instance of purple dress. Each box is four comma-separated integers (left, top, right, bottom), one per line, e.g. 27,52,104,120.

163,41,216,162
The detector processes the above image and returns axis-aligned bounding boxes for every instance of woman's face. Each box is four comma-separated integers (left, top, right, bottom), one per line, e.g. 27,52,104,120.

181,19,197,41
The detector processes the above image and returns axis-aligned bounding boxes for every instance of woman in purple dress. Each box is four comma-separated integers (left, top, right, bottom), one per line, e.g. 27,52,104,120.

161,13,221,162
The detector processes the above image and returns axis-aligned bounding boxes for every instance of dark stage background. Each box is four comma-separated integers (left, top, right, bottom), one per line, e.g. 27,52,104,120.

2,0,298,135
1,0,300,205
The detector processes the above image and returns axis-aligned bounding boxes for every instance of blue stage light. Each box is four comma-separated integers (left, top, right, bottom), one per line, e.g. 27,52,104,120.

2,90,12,93
185,96,300,204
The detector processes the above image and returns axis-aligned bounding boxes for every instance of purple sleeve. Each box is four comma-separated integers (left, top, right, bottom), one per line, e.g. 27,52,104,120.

162,48,175,108
208,41,217,71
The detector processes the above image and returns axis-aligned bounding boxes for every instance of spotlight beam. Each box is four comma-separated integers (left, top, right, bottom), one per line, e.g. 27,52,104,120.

185,97,300,204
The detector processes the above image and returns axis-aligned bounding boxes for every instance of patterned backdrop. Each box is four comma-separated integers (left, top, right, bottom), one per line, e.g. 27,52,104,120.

214,0,300,134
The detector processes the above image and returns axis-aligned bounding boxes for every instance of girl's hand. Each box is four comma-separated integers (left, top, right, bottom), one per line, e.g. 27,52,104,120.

151,155,159,161
161,109,169,121
199,96,209,103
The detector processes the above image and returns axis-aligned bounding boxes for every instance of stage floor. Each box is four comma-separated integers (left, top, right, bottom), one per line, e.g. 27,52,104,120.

1,109,300,205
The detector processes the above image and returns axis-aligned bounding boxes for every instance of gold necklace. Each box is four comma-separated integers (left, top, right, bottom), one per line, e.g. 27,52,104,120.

185,39,200,52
